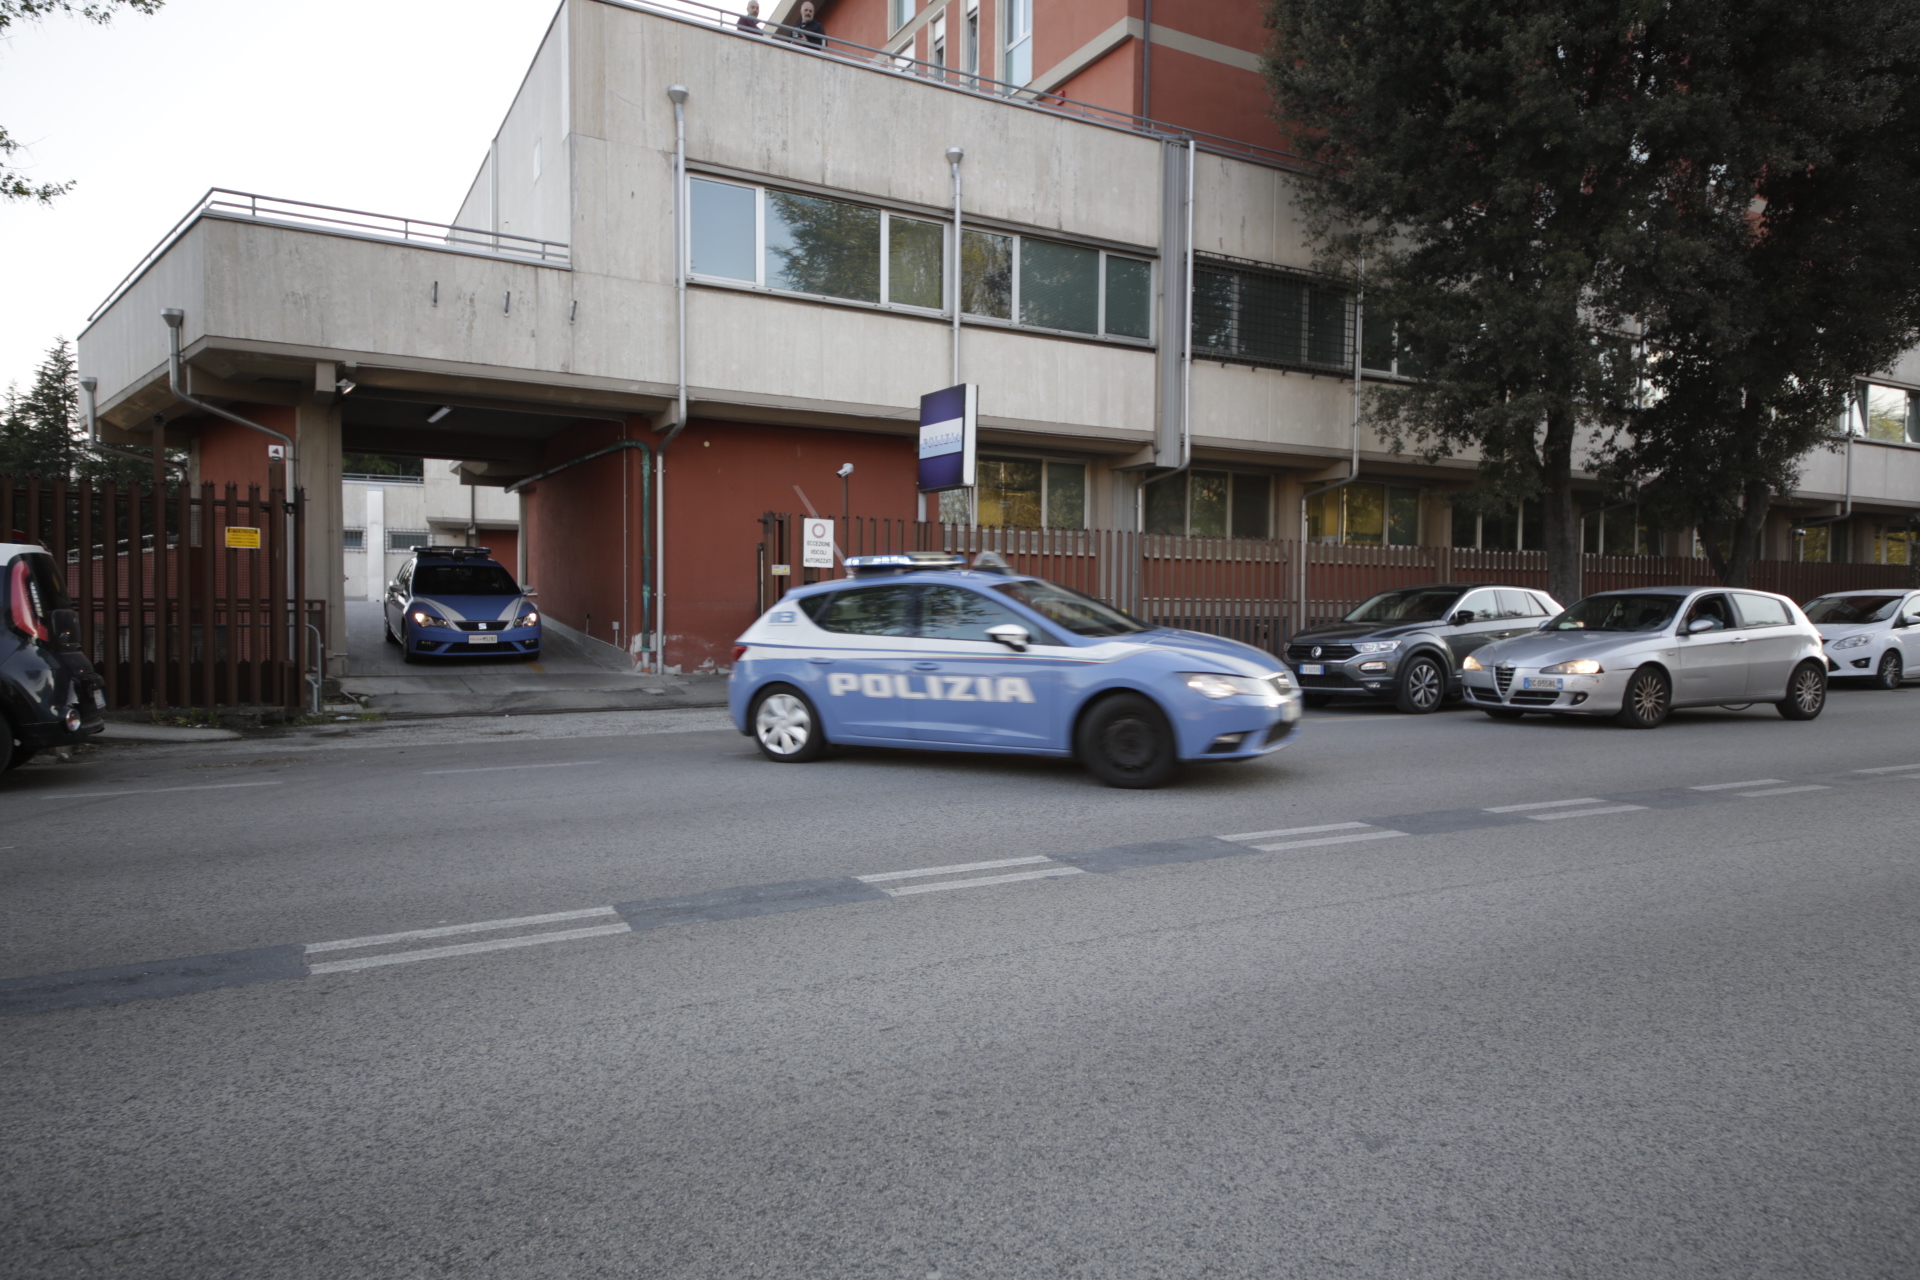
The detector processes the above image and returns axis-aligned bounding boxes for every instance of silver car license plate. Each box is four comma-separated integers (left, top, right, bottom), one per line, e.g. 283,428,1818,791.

1298,663,1324,675
468,634,498,645
1521,676,1561,690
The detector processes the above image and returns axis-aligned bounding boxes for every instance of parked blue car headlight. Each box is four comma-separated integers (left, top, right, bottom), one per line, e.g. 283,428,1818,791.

512,610,539,629
410,610,451,629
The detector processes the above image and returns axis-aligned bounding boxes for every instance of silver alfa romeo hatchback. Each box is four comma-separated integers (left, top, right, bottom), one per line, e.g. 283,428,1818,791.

1460,585,1828,728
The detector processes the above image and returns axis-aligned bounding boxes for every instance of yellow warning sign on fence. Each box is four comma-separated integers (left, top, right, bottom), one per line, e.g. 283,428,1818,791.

224,526,261,549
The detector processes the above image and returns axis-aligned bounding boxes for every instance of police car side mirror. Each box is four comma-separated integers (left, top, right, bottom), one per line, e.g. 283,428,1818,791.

522,587,538,598
986,623,1030,652
1450,610,1474,627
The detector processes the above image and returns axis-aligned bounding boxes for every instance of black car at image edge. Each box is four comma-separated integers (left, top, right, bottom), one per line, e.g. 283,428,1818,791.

2,541,106,776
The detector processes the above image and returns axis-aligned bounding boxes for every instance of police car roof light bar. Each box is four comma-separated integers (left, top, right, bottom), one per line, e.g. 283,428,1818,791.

972,551,1013,574
415,545,496,559
845,552,966,577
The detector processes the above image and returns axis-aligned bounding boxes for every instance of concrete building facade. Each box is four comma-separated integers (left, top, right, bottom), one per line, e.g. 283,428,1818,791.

77,0,1920,677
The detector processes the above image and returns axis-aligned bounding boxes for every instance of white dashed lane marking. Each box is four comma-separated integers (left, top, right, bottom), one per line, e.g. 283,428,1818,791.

1735,784,1831,797
306,923,634,975
420,760,603,775
42,781,285,800
1690,779,1788,791
304,906,620,954
1854,763,1920,773
1483,797,1606,813
1249,829,1406,852
1526,804,1648,821
1220,821,1369,842
854,856,1052,883
877,866,1084,897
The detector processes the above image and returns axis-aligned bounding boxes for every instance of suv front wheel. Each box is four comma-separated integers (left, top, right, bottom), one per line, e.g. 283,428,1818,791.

1394,654,1445,714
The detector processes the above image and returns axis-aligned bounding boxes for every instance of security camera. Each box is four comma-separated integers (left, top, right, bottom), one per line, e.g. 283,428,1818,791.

837,463,855,478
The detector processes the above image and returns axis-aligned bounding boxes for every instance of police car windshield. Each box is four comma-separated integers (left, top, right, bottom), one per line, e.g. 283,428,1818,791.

992,580,1145,637
1805,594,1904,624
1547,593,1682,632
1345,588,1460,624
413,564,520,596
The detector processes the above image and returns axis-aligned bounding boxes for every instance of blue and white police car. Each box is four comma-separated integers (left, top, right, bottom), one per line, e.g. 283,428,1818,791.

727,552,1302,787
382,545,541,662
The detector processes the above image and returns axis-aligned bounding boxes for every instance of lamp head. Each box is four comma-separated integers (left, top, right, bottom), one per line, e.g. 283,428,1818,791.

161,308,184,329
667,85,689,104
946,146,965,164
79,376,97,393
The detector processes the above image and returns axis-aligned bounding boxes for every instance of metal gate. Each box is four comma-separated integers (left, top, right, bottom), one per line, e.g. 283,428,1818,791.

4,474,324,709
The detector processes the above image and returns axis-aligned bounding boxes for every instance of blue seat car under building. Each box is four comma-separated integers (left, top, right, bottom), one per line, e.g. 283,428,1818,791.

383,546,541,663
727,553,1303,787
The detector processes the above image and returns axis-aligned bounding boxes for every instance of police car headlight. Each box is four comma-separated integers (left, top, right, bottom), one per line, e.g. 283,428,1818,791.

1830,633,1870,651
1462,654,1483,672
512,610,539,628
410,610,451,629
1352,639,1401,654
1184,673,1265,699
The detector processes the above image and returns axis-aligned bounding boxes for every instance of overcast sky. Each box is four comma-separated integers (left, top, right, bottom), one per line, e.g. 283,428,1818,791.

0,0,572,394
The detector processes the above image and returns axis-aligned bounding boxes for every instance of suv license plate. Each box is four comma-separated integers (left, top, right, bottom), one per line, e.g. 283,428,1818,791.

468,634,498,645
1521,676,1561,690
1298,663,1324,675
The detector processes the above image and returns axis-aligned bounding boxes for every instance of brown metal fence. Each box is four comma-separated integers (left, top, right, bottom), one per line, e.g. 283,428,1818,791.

4,474,324,709
757,511,1919,656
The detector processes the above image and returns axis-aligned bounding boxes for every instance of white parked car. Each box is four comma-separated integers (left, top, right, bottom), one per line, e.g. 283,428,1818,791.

1461,585,1828,728
1804,589,1920,689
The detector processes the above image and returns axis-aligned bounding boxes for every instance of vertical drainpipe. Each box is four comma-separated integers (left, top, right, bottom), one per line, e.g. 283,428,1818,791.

1141,0,1153,120
659,84,691,676
948,146,964,385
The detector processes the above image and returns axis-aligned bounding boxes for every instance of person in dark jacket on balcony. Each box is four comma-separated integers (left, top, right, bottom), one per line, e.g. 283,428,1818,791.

736,0,763,34
777,1,827,47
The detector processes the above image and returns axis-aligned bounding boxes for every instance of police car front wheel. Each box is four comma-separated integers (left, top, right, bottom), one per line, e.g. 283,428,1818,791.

752,686,828,762
1076,693,1178,789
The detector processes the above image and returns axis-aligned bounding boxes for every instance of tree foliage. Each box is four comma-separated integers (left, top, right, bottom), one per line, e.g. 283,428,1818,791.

0,339,166,484
0,0,162,203
1264,0,1920,593
1600,1,1920,583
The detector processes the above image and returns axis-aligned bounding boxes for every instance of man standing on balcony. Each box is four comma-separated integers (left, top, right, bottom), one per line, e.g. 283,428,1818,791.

778,1,826,47
736,1,763,34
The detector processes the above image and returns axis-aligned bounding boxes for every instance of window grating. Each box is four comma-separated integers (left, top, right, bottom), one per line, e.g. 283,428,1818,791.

1193,262,1352,374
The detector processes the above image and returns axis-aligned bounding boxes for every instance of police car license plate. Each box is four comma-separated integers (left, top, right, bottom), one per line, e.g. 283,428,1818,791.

467,634,498,645
1522,676,1562,690
1298,663,1324,675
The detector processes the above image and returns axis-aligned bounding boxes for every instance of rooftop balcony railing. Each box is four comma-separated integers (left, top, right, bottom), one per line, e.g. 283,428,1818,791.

611,0,1313,174
89,189,569,323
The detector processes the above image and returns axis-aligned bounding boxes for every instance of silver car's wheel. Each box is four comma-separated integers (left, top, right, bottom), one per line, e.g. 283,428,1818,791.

1614,665,1671,729
1778,661,1827,720
1874,649,1903,690
1394,655,1444,714
752,687,827,762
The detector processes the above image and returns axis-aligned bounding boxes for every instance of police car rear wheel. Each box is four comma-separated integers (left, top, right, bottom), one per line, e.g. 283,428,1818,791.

1077,693,1177,789
752,687,827,762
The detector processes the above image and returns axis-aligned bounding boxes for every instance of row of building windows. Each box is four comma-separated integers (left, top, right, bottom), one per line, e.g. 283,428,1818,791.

343,530,431,552
689,177,1153,341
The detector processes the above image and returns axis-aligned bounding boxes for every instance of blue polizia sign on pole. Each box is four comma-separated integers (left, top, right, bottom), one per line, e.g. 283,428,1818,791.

918,383,977,492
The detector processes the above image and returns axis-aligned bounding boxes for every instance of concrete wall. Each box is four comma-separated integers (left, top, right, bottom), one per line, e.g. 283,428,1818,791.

453,1,571,247
341,465,521,599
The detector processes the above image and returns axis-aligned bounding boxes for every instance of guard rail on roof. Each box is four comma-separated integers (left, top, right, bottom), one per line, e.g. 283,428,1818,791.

609,0,1314,174
89,189,569,323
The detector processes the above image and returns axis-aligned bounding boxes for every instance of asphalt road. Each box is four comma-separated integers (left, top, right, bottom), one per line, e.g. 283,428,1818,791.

3,685,1917,1278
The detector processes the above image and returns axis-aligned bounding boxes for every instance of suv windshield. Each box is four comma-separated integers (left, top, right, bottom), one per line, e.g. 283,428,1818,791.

992,580,1145,637
1805,594,1903,624
413,564,520,596
1345,587,1462,624
1547,594,1683,632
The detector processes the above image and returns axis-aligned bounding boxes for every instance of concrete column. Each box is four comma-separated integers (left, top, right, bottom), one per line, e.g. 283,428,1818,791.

364,489,386,602
293,399,348,676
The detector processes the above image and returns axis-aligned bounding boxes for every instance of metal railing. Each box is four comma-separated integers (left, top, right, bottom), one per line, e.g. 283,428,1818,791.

89,189,569,323
607,0,1314,174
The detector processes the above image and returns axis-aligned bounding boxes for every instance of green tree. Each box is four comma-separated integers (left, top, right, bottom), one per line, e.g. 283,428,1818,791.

1265,0,1656,603
1600,0,1920,584
0,339,161,483
0,0,162,203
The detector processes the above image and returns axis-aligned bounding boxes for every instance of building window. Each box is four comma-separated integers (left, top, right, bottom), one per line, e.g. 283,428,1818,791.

1193,262,1351,374
1858,384,1919,444
343,529,365,551
1361,313,1427,378
963,0,979,77
1311,483,1418,546
1004,0,1032,85
1875,527,1917,565
1794,525,1831,563
388,530,430,552
890,0,914,33
930,15,945,68
1581,503,1655,555
690,176,1152,342
943,457,1086,528
1144,471,1271,539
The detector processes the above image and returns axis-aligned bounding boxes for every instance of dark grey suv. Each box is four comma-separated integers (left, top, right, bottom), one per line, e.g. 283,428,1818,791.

1284,583,1563,713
